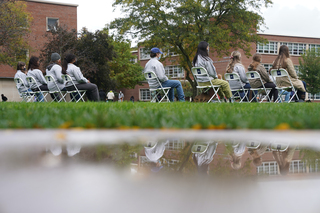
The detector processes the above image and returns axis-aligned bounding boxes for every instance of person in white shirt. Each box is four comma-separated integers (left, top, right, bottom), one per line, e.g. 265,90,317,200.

62,53,99,101
107,90,114,102
14,61,32,94
118,91,124,102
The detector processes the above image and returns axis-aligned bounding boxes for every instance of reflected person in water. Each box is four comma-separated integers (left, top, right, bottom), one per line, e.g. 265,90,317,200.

272,145,296,175
248,143,269,167
144,140,169,172
228,142,246,170
192,142,218,174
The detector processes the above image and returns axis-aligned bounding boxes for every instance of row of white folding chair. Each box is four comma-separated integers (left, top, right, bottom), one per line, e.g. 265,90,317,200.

14,75,86,103
144,71,171,103
245,71,271,103
14,78,35,102
191,67,221,103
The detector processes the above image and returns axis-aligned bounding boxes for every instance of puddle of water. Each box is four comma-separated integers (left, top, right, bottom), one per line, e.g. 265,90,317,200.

1,130,320,213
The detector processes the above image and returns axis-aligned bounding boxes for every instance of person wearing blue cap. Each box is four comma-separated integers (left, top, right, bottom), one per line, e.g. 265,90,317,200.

144,47,185,102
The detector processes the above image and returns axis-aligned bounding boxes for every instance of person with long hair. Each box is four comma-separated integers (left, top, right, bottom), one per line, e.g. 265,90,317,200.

193,41,232,102
62,53,99,102
226,51,252,101
271,45,306,101
248,53,278,102
144,47,185,102
14,61,32,94
27,56,52,102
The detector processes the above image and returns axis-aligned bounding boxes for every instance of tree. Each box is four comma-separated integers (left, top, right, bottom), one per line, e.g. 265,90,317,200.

298,48,320,100
0,0,32,65
108,35,144,89
40,26,143,91
110,0,272,97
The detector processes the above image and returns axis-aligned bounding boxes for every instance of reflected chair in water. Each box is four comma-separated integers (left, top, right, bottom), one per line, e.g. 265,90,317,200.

191,67,221,103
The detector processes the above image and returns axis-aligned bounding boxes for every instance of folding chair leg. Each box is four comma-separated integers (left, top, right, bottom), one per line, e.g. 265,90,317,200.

207,88,221,103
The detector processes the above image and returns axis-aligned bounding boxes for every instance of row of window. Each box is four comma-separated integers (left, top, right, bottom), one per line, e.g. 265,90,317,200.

257,41,320,56
257,160,320,175
139,48,178,60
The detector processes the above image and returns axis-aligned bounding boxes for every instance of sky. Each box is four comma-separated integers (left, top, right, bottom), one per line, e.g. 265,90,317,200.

51,0,320,38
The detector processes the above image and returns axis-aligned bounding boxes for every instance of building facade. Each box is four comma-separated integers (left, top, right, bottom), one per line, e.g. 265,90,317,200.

122,34,320,102
0,0,77,102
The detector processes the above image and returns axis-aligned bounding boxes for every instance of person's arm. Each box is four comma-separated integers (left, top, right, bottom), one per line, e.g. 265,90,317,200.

259,65,272,83
154,62,168,82
72,65,88,83
37,70,47,84
54,65,64,84
205,61,218,79
286,58,298,79
236,65,248,83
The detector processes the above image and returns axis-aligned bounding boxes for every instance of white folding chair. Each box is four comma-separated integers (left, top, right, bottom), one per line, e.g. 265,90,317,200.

270,69,299,103
14,78,34,102
191,141,217,154
191,67,221,103
144,71,171,103
61,74,86,102
224,73,249,103
45,75,67,102
26,76,48,102
246,71,271,103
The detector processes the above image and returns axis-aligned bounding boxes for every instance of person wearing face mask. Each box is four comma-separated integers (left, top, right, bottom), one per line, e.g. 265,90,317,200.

14,61,32,94
144,47,185,102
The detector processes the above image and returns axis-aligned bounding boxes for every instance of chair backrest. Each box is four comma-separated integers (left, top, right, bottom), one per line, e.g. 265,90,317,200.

45,75,60,91
246,71,261,80
191,142,209,154
270,68,295,88
61,74,73,83
14,77,25,87
191,67,211,85
224,72,241,81
26,76,41,91
144,71,157,80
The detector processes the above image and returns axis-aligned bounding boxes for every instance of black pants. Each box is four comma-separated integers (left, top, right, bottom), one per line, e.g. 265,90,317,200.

259,82,278,102
66,83,100,102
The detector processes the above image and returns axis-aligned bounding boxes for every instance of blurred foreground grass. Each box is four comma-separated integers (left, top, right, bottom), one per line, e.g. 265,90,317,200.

0,102,319,129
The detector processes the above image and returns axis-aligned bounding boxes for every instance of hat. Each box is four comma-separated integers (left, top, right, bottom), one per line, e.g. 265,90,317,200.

150,47,163,54
51,53,61,62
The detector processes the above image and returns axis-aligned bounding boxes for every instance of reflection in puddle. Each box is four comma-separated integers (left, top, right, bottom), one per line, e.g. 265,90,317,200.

2,135,320,213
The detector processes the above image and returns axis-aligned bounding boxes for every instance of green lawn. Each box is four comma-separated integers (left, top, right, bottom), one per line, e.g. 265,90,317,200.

0,102,319,129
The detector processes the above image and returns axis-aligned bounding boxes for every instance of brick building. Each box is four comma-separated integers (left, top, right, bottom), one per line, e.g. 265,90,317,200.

0,0,77,101
122,34,320,102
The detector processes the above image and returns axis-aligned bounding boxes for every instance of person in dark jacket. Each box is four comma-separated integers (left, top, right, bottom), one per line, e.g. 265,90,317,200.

99,89,107,102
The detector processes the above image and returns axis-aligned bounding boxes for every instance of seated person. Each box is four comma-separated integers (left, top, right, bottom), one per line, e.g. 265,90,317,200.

144,47,185,102
193,41,232,102
248,53,278,102
271,45,306,101
226,51,251,101
14,61,32,94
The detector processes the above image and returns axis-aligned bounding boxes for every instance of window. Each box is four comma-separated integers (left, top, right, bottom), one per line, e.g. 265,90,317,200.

163,158,179,167
256,41,278,54
164,65,184,78
289,160,306,174
257,161,278,175
139,48,151,60
280,42,307,55
47,17,59,31
262,64,273,72
309,44,320,52
139,89,151,101
294,65,301,76
308,93,320,100
165,139,185,150
309,159,320,173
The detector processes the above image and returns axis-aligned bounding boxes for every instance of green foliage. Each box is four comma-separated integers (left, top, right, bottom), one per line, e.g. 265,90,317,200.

299,48,320,99
0,102,319,129
0,0,32,65
39,26,143,91
108,34,144,89
110,0,272,96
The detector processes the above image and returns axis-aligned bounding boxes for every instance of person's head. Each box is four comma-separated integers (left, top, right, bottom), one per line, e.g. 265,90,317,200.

17,61,26,71
249,53,262,70
51,52,61,64
193,41,210,65
27,56,40,71
226,51,242,73
150,47,163,59
272,45,290,70
62,53,76,74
